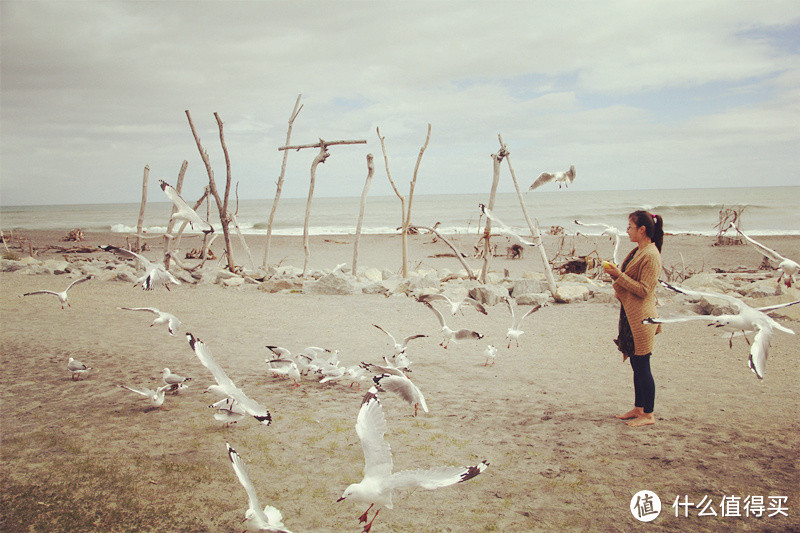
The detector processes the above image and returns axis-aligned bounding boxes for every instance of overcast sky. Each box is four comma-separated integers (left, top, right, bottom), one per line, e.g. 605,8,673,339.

1,1,799,206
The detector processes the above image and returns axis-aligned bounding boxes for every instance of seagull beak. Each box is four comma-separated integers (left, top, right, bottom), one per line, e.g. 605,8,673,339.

337,496,346,502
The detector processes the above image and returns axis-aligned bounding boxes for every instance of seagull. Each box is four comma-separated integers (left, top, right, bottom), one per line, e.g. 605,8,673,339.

647,280,798,379
187,333,272,426
372,324,427,356
479,204,538,247
505,298,544,348
573,219,626,266
226,443,294,532
120,384,168,409
373,372,428,416
159,179,214,235
209,397,246,427
23,275,93,309
421,301,483,349
99,245,180,291
265,358,302,387
162,368,191,387
118,307,182,336
360,357,412,377
417,294,487,316
337,387,488,533
528,165,575,191
484,345,498,366
731,222,799,287
67,357,92,380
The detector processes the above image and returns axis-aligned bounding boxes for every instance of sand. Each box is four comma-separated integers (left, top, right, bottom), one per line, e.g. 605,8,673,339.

1,229,798,532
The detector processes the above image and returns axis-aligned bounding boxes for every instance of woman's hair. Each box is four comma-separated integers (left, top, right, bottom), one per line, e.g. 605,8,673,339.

629,210,664,252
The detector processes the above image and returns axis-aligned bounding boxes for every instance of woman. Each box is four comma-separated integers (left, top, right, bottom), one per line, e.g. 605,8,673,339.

605,210,663,427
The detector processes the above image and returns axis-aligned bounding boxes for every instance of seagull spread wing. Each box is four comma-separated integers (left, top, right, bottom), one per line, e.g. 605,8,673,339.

99,245,153,269
357,388,393,479
372,324,397,346
120,385,158,397
187,333,272,425
374,374,428,413
159,180,214,233
400,334,427,348
422,301,447,328
389,461,489,491
23,290,59,297
516,304,543,328
119,306,160,315
660,280,747,312
748,323,772,380
479,204,537,247
529,172,555,191
65,275,93,291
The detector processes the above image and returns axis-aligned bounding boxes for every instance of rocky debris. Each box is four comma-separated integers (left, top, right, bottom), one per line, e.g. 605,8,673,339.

554,284,590,304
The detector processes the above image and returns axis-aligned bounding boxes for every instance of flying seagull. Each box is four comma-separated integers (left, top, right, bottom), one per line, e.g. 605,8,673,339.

187,333,272,426
99,245,180,291
159,179,214,234
421,301,483,349
646,280,798,379
505,298,544,348
573,219,626,266
23,275,93,309
528,165,575,191
372,371,428,416
478,204,538,247
417,293,487,316
337,387,488,533
226,442,294,532
372,324,427,356
731,222,799,287
119,384,168,409
118,307,182,336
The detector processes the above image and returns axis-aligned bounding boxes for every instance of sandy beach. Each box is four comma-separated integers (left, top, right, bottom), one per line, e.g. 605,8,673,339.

1,229,798,532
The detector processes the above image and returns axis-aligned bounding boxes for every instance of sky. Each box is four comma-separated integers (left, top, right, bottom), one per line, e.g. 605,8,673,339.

1,1,799,206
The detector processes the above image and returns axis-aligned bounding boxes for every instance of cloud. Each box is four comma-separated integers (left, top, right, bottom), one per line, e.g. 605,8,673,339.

1,1,799,205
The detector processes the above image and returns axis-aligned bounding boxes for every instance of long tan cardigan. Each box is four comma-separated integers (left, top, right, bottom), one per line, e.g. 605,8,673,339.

613,242,662,355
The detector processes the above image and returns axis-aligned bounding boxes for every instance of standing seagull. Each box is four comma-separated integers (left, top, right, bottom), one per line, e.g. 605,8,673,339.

421,301,483,349
479,204,538,247
417,294,487,316
23,275,93,309
159,179,214,234
647,281,798,379
372,324,427,356
505,298,544,349
67,357,92,380
162,368,191,387
573,220,626,266
99,245,180,291
484,345,498,366
731,222,799,287
226,443,294,532
118,307,182,336
187,333,272,426
338,387,488,533
528,165,575,191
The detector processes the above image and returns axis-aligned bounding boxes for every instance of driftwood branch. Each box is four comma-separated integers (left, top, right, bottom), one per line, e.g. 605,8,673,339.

480,149,505,283
377,127,408,277
135,165,149,252
352,153,375,276
263,94,303,267
499,134,557,295
278,139,367,151
302,144,330,277
410,224,476,280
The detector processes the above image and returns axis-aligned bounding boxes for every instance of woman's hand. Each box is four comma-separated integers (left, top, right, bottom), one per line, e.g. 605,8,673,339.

603,260,622,279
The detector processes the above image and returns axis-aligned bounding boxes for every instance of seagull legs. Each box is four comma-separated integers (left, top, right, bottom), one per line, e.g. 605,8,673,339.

362,508,380,532
358,504,374,524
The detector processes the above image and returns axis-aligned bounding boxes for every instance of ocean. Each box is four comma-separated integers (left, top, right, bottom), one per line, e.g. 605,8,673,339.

1,186,798,237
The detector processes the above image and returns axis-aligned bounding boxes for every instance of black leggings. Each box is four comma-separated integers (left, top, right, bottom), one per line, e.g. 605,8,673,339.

630,354,655,413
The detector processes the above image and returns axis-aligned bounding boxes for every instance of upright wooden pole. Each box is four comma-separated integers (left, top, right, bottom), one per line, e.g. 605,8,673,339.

163,160,188,269
302,144,329,276
402,124,431,277
376,127,408,277
263,94,302,267
352,153,375,276
499,135,558,295
136,165,150,252
480,150,505,283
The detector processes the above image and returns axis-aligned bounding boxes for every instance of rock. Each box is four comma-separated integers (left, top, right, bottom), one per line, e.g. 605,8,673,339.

1,259,27,272
509,279,544,297
302,271,359,295
554,284,590,303
696,295,737,316
740,278,782,298
221,276,245,288
468,285,510,306
360,281,389,295
407,270,440,292
357,267,383,284
41,259,71,275
683,272,736,293
258,277,303,293
514,292,551,306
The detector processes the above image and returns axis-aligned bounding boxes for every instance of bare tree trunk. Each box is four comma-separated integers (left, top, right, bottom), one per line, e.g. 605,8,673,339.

303,144,330,276
185,109,236,272
499,135,558,295
163,160,188,269
136,165,149,252
263,94,303,267
481,150,505,283
402,124,431,277
352,153,375,276
376,127,408,278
